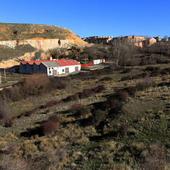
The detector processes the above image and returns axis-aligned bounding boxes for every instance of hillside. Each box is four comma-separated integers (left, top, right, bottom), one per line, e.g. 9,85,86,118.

0,23,87,67
0,63,169,169
0,23,85,44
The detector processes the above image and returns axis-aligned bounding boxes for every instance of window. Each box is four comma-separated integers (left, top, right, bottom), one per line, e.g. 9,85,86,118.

49,68,52,74
75,66,79,72
62,69,65,72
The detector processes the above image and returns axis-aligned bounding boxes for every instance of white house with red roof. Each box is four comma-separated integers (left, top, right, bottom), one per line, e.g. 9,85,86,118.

19,59,81,76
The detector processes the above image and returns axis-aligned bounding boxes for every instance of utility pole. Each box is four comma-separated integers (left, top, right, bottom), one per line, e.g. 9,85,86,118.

4,69,7,82
0,72,2,85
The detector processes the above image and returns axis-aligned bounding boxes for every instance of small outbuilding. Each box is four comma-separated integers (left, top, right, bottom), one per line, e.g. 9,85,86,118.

93,59,106,65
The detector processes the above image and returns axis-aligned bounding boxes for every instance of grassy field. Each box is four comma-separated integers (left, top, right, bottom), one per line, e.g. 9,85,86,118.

0,63,169,170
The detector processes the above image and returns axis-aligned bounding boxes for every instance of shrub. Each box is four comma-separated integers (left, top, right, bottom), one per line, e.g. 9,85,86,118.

117,90,129,101
99,77,112,82
136,77,154,91
0,74,68,102
4,118,13,127
0,99,8,119
22,74,51,95
0,155,29,170
80,89,94,98
51,77,67,89
93,85,105,93
140,144,166,170
41,116,60,135
79,107,91,116
44,100,59,108
70,103,83,111
63,93,79,102
125,87,136,96
94,109,107,126
160,67,170,75
0,99,12,127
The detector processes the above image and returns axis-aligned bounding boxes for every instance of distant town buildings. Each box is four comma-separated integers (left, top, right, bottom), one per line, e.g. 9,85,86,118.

83,36,113,45
83,36,160,48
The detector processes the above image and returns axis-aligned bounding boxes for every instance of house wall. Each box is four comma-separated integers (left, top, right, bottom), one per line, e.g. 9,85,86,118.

93,59,105,65
39,64,47,74
47,65,81,76
22,64,33,74
57,65,81,75
81,62,94,68
47,67,55,76
19,63,47,74
19,64,26,74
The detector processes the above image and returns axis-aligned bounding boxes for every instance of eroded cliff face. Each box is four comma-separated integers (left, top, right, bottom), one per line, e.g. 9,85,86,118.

0,52,34,68
0,38,71,51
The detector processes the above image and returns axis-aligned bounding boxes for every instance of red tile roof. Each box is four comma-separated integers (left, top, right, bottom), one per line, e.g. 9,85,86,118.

21,59,80,66
56,59,80,66
21,60,48,65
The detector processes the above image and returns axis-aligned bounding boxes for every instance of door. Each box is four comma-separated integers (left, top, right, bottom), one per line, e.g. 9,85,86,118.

65,67,69,74
53,70,58,76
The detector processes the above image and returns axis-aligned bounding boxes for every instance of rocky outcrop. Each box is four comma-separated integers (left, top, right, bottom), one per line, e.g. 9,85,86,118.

0,52,35,68
0,23,87,48
0,39,70,51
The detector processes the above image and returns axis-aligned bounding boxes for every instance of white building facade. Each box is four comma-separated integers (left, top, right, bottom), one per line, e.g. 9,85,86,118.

42,59,81,76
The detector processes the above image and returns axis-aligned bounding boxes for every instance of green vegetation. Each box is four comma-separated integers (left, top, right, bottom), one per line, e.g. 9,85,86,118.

0,44,36,61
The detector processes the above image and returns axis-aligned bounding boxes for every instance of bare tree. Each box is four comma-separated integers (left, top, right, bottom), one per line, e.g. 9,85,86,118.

111,40,138,67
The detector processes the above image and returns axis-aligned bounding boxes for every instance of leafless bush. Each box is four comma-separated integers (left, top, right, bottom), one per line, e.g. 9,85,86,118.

51,77,67,89
4,86,22,101
63,93,80,102
99,76,112,82
93,85,105,93
70,103,83,111
111,41,138,67
136,77,154,91
124,87,136,96
1,74,68,102
94,109,107,126
22,74,51,95
0,99,8,119
0,99,12,127
28,148,67,170
41,116,60,135
0,155,29,170
140,144,166,170
42,100,59,108
117,90,129,101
